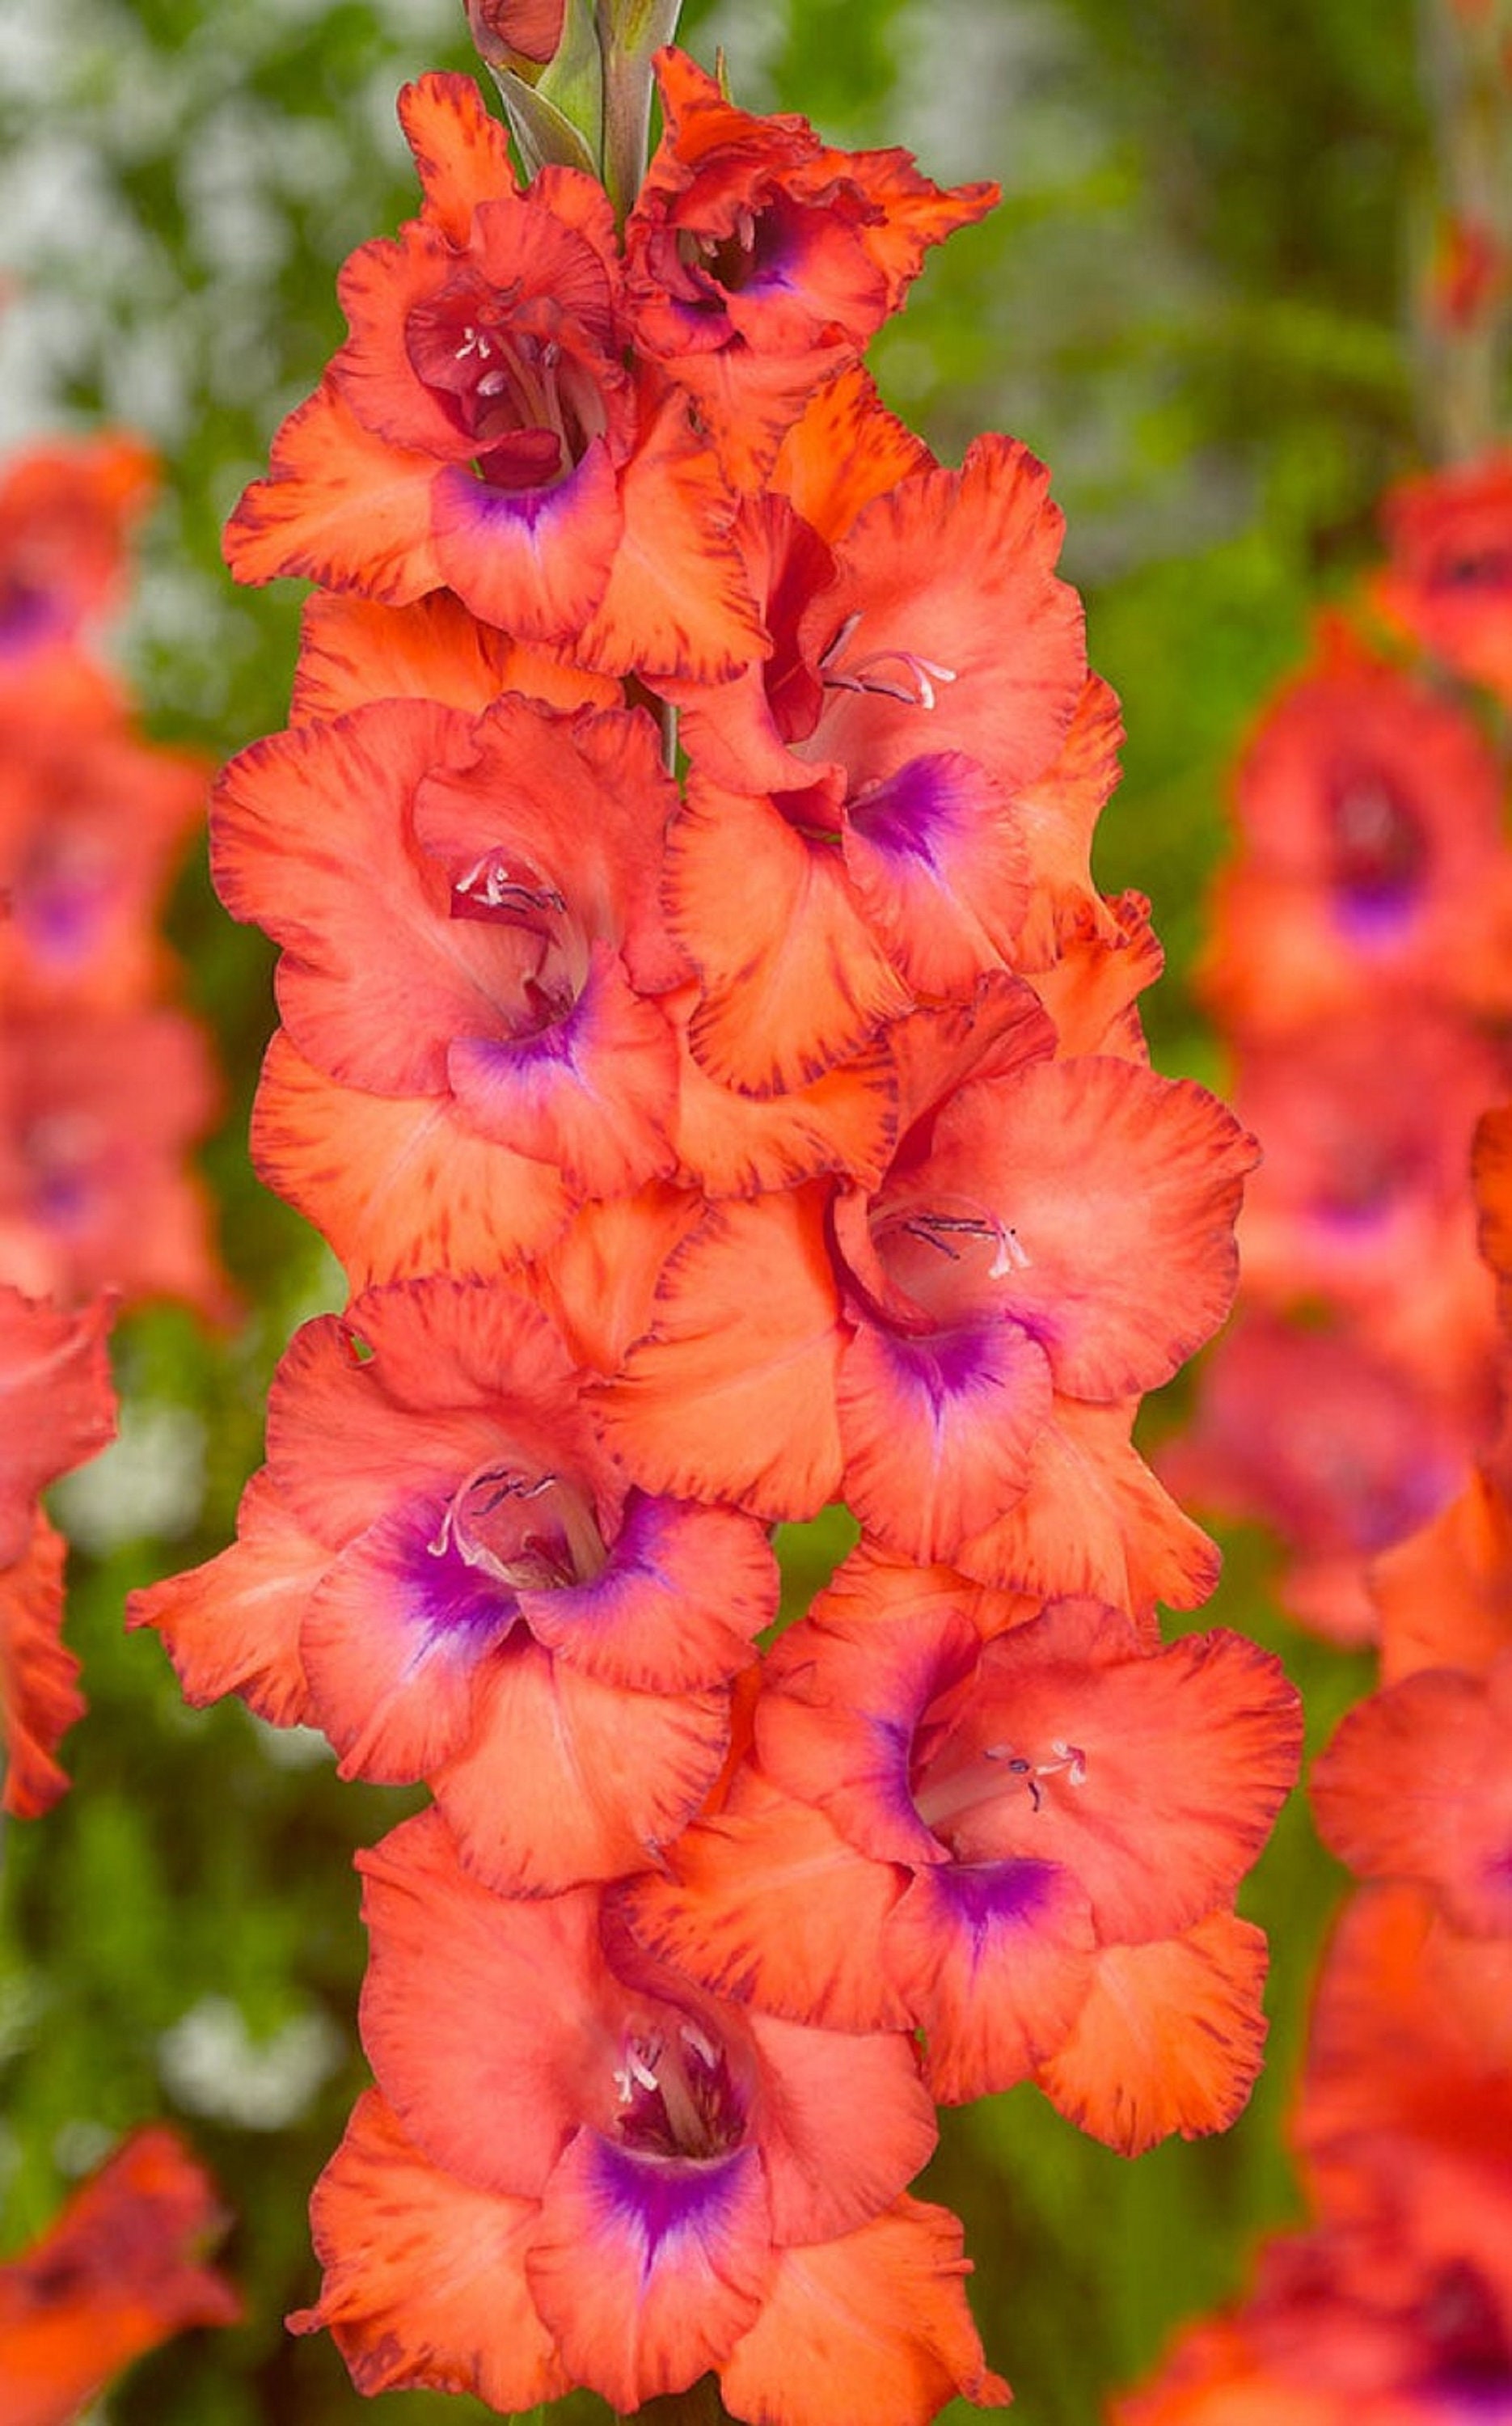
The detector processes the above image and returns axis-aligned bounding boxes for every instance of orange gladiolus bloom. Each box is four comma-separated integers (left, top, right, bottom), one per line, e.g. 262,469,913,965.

133,1279,777,1893
0,2126,239,2426
627,1569,1299,2142
292,1808,1003,2426
625,51,996,488
226,74,763,681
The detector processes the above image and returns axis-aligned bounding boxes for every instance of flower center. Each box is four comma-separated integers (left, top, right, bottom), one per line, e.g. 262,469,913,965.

406,271,598,489
428,1463,606,1593
1325,771,1425,908
869,1197,1030,1325
912,1727,1088,1851
613,2017,745,2162
443,845,583,1033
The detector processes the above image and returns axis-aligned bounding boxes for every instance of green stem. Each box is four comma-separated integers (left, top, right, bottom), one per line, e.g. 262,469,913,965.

598,0,684,222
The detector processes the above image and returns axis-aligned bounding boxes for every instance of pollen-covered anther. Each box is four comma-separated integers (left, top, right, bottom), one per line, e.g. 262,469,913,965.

819,611,958,710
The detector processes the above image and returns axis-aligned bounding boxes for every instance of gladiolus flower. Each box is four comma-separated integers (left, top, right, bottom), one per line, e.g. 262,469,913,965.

1375,450,1512,703
291,1807,1003,2425
226,73,763,681
213,693,688,1204
0,2126,239,2426
627,1574,1298,2141
624,50,997,488
133,1279,778,1893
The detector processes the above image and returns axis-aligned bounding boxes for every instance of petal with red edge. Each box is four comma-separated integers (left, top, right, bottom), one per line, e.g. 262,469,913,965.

433,1640,730,1895
1035,1912,1270,2157
592,1189,845,1524
671,995,898,1201
527,1184,706,1376
720,2196,1009,2426
745,2008,936,2246
838,1313,1052,1566
771,365,935,546
1,1511,81,1819
251,1030,572,1286
955,1395,1220,1617
622,1775,909,2032
358,1809,607,2194
527,2132,772,2413
224,377,444,598
293,2090,567,2408
291,590,619,725
669,776,908,1096
398,71,518,243
575,387,769,681
886,1858,1096,2103
126,1469,319,1730
519,1493,776,1693
446,940,679,1197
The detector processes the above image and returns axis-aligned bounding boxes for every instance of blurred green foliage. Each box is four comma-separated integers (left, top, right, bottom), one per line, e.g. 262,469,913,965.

0,0,1440,2420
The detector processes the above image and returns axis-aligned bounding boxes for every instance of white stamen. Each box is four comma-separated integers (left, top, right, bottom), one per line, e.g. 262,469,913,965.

989,1224,1032,1279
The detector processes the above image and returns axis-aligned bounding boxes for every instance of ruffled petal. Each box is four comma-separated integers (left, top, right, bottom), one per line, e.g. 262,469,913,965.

224,376,444,598
213,699,500,1098
670,990,898,1200
291,589,619,724
292,2090,567,2408
527,2132,774,2413
669,774,908,1095
885,1858,1096,2102
593,1189,845,1522
357,1808,610,2195
126,1469,319,1730
397,71,519,243
1035,1912,1270,2156
251,1029,572,1285
623,1774,910,2032
954,1395,1220,1617
720,2197,1009,2426
771,366,935,546
433,1640,731,1894
576,386,768,681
